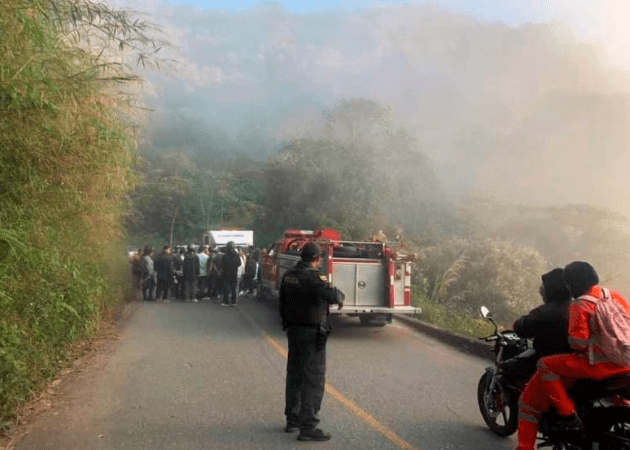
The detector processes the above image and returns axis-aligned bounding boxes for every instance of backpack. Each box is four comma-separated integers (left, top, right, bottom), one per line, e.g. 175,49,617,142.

579,288,630,366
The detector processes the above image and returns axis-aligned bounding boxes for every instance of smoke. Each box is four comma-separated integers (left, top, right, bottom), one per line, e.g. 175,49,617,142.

106,0,630,221
547,0,630,70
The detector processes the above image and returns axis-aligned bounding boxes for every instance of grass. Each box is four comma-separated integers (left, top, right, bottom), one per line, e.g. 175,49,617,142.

412,295,497,339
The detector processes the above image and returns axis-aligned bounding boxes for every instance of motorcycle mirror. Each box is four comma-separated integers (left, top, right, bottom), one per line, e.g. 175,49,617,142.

480,306,491,319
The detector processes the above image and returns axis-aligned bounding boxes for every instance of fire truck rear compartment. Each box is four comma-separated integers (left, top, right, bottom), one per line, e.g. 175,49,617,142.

332,261,385,307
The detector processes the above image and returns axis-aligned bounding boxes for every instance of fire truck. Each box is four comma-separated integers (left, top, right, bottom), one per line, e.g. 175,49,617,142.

258,229,420,325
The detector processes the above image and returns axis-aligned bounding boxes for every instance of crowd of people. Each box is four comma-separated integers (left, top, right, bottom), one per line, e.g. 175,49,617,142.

130,241,260,306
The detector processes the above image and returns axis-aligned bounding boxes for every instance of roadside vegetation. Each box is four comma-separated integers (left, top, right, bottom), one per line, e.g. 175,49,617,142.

0,0,166,429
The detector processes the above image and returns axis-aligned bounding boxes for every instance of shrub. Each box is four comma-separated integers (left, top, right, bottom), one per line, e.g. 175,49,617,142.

413,236,547,327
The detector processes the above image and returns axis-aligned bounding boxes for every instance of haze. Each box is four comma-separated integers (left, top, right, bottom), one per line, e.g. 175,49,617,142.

106,0,630,224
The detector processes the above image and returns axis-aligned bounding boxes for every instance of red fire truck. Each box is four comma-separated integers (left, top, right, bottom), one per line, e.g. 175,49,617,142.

258,229,420,325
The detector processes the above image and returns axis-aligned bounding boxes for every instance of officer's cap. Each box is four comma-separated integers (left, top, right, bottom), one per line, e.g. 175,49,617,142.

301,242,321,262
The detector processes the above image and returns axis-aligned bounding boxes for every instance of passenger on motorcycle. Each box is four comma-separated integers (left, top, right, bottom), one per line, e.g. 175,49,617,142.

511,268,572,447
516,261,630,450
513,268,573,372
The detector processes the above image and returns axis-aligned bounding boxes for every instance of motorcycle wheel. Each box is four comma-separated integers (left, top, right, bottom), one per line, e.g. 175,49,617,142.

477,370,519,437
597,407,630,450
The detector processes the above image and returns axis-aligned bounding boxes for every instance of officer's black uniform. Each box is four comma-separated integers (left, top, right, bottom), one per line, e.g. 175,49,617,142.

279,242,343,441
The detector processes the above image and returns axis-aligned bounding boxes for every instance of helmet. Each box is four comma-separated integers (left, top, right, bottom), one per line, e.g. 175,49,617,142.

563,261,599,298
187,244,194,252
301,242,321,262
227,241,236,250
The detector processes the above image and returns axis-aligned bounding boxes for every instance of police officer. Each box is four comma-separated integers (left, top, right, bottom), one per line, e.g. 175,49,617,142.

279,242,344,442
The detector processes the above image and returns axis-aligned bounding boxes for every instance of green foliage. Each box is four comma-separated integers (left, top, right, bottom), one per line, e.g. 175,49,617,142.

412,293,494,338
261,138,384,239
0,0,164,426
458,197,630,293
128,149,265,244
408,198,630,335
413,236,547,325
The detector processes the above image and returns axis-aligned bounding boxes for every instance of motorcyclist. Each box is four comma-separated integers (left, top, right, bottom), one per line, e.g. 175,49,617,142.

512,268,573,378
516,261,630,450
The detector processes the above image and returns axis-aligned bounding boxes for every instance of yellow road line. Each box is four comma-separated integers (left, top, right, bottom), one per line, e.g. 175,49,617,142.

264,334,421,450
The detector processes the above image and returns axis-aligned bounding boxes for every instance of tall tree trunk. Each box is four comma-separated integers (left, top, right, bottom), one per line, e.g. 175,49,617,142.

169,207,178,248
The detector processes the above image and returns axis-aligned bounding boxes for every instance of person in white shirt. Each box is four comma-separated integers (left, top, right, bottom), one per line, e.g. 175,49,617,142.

197,245,210,301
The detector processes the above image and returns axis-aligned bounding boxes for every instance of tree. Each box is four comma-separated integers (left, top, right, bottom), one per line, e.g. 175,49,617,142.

132,177,192,246
129,149,265,243
261,98,445,239
262,137,387,239
323,98,392,144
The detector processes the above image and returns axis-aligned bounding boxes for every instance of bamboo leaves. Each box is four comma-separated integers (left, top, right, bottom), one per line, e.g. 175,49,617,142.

0,0,168,426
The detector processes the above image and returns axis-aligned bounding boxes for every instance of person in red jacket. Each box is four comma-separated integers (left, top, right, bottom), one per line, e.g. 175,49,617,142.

516,261,630,450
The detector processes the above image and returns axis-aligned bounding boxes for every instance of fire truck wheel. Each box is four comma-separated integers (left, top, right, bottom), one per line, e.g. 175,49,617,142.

359,315,387,327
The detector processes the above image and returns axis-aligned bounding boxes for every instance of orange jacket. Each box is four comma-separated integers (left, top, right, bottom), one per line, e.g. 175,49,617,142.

569,285,630,359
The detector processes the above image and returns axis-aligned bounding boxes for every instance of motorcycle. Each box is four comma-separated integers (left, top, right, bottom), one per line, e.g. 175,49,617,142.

477,305,533,436
477,305,630,449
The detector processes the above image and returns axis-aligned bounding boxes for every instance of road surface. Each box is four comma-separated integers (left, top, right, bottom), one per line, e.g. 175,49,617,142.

13,295,516,450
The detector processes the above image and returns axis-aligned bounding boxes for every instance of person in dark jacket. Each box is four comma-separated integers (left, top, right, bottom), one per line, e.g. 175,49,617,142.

514,268,573,360
172,247,185,299
279,242,344,442
154,245,174,301
220,241,241,306
242,250,259,296
183,244,200,302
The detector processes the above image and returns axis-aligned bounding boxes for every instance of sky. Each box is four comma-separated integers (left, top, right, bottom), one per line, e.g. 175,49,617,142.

159,0,556,24
131,0,626,41
105,0,630,219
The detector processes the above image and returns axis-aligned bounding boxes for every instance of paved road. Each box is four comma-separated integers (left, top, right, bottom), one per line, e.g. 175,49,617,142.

15,296,516,450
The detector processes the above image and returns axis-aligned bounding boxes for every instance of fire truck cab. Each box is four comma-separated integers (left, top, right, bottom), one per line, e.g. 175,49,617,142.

259,229,420,325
